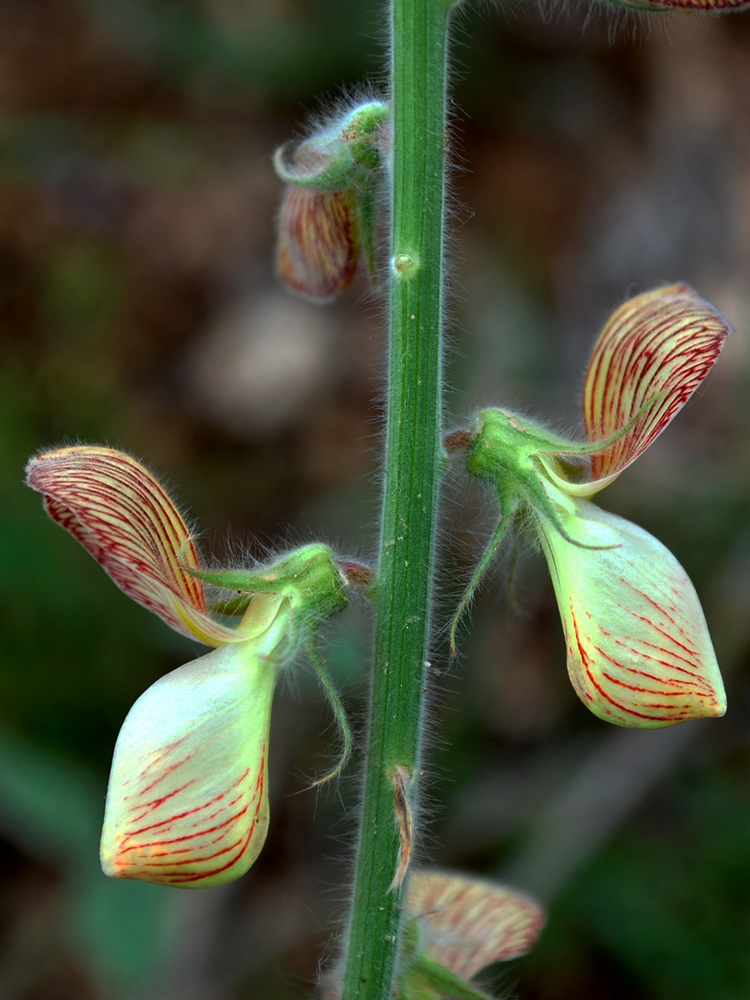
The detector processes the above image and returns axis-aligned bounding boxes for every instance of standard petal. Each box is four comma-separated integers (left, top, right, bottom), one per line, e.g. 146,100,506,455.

100,641,276,887
276,186,360,302
612,0,750,8
583,285,729,484
25,446,237,644
539,498,726,728
407,870,545,980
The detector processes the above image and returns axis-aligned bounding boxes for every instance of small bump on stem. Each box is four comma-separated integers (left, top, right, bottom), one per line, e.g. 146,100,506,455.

392,252,421,279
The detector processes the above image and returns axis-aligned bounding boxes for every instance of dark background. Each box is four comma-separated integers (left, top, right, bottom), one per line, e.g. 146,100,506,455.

1,1,749,997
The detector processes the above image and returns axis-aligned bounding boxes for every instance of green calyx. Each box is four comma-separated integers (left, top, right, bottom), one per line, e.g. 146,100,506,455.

198,548,354,785
397,923,493,1000
465,408,577,485
451,409,599,654
274,100,390,191
461,407,633,551
464,409,583,526
189,543,348,638
402,959,493,1000
342,101,391,170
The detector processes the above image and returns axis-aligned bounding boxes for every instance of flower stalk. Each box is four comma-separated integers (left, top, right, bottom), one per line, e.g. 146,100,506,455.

341,1,453,997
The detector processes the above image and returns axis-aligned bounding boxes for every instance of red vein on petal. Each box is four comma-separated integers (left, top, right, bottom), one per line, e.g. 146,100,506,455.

570,607,668,722
111,754,265,885
27,447,211,637
583,286,728,480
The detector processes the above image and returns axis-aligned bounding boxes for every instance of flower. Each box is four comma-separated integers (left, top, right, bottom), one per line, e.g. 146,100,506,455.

26,446,346,886
406,870,545,981
276,184,363,302
460,284,729,728
322,870,544,1000
274,100,389,301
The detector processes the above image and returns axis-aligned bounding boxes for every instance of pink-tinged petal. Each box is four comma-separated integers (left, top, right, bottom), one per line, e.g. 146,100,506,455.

539,497,726,728
276,186,360,302
100,640,276,887
407,870,545,980
26,446,238,645
583,284,729,483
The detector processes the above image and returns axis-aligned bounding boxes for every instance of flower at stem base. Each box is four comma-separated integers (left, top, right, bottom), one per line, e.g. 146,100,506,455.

323,870,544,1000
459,284,730,728
406,870,545,982
26,446,348,886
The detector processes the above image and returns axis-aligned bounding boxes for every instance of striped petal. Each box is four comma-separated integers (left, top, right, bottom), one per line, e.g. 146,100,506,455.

25,446,237,645
276,186,360,302
100,638,277,887
407,870,545,979
539,497,726,728
611,0,750,9
583,285,729,485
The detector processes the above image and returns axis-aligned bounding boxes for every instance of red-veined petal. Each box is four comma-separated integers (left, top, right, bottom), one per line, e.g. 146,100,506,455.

539,497,726,728
583,285,729,484
100,639,276,887
276,186,360,302
25,446,237,645
407,870,545,980
611,0,750,9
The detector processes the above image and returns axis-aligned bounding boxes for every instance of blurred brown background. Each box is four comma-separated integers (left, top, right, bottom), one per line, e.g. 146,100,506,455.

1,1,750,998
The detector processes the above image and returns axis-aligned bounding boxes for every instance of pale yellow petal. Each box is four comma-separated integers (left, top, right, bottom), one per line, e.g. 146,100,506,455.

100,641,275,887
539,498,726,727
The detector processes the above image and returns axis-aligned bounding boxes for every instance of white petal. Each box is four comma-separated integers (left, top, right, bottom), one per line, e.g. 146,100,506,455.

539,499,726,728
100,641,276,887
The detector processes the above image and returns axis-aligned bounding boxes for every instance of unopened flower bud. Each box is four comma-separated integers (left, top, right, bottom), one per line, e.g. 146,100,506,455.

274,100,389,301
276,185,361,302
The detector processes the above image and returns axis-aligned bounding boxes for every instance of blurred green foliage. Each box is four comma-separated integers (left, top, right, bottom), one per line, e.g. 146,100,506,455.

526,765,750,1000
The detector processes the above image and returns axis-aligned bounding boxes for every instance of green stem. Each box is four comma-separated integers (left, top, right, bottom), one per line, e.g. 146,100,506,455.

341,2,452,998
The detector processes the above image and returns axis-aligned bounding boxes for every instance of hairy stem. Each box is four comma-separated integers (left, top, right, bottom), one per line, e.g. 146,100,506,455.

341,1,452,997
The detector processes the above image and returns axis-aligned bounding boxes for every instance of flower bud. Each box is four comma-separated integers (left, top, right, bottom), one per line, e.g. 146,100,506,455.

276,185,362,302
322,870,544,1000
274,100,389,301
